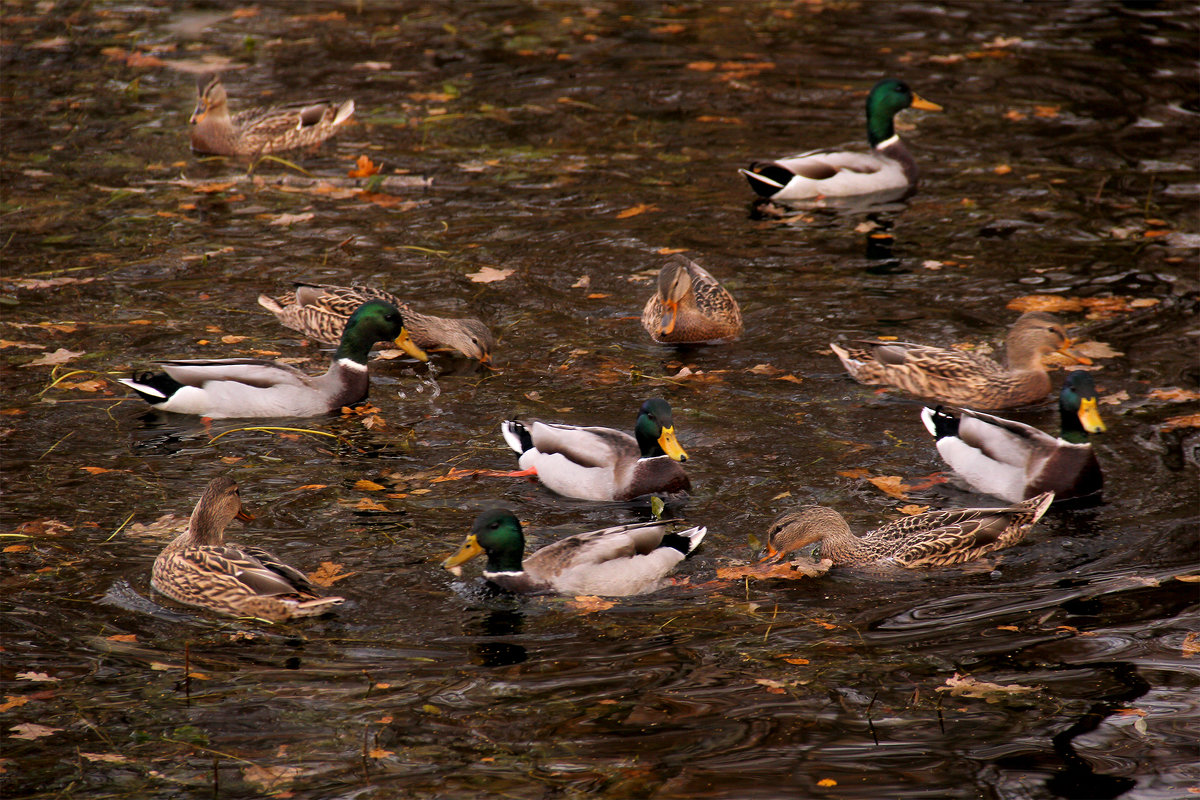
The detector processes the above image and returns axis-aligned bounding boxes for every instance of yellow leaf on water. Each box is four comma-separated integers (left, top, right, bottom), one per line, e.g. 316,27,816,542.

354,480,386,492
467,266,514,284
818,778,838,787
0,696,29,712
616,203,657,219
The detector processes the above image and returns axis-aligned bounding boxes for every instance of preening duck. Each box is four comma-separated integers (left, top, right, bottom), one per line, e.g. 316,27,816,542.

119,300,427,419
442,507,706,596
740,78,942,202
921,371,1106,503
151,477,344,621
499,399,690,502
830,312,1088,410
763,493,1055,568
190,73,355,156
641,255,742,344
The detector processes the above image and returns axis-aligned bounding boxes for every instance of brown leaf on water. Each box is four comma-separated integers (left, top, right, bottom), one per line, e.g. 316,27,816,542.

867,475,911,498
355,192,418,210
11,519,73,538
717,557,830,581
232,6,259,18
657,247,688,255
368,747,394,759
1148,387,1200,404
106,634,137,643
937,672,1036,703
1160,413,1200,432
994,165,1012,175
80,467,114,475
242,764,304,792
782,657,810,665
269,212,314,227
837,468,870,479
58,379,107,392
1006,295,1085,313
568,595,616,612
467,266,514,284
293,484,328,491
80,753,130,764
817,778,838,787
22,348,84,368
754,678,790,694
1182,632,1199,658
354,480,386,492
616,203,657,219
774,374,803,384
653,22,686,34
687,61,717,71
748,363,780,375
306,561,357,587
9,723,60,740
193,182,237,194
898,504,930,516
1070,340,1122,360
348,498,389,512
1034,105,1061,118
348,155,381,178
4,545,30,553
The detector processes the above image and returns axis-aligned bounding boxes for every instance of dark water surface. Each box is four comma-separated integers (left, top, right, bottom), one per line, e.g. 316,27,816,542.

2,2,1198,798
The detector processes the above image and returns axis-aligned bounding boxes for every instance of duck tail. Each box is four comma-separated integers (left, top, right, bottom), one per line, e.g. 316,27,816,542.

739,164,790,197
500,420,533,454
119,371,184,403
920,406,959,440
660,525,707,555
287,595,345,618
257,293,285,315
333,99,356,127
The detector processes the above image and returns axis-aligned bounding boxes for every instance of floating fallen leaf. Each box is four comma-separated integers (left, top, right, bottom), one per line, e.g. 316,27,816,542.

936,673,1036,703
349,498,389,512
571,275,590,288
80,753,130,764
782,657,810,665
867,475,910,498
15,672,59,683
106,634,137,643
354,479,386,492
0,697,28,713
1034,105,1061,118
1161,413,1200,432
716,558,831,581
898,504,929,516
1182,632,1199,658
294,484,328,491
994,165,1012,175
817,778,838,787
368,748,394,759
306,561,357,588
754,678,790,694
568,595,616,613
996,625,1021,632
9,723,59,740
1148,387,1200,403
616,203,657,219
355,191,418,210
269,212,314,227
837,468,870,479
1004,109,1028,121
193,182,237,194
748,364,781,375
242,764,303,792
775,374,803,384
467,266,514,284
3,545,30,553
22,348,84,368
348,155,381,179
1070,340,1122,359
58,379,106,392
686,61,717,71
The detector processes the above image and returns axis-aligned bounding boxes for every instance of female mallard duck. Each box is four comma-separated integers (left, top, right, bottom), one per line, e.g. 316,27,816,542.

641,255,743,344
830,312,1088,410
739,78,942,202
119,300,427,418
442,507,706,596
921,371,1106,503
190,73,355,156
499,399,690,502
763,492,1055,568
152,477,343,621
258,282,494,362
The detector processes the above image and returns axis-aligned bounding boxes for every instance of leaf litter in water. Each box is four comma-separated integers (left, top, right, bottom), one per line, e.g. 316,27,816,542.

937,673,1037,703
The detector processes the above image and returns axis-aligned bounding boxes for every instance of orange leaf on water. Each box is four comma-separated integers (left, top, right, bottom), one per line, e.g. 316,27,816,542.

306,561,357,587
616,203,657,219
106,634,137,643
867,475,911,498
347,155,381,179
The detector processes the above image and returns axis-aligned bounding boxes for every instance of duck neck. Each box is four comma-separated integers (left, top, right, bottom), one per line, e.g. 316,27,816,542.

867,110,897,150
334,326,376,366
815,517,866,564
485,546,525,574
186,503,226,547
1059,401,1090,444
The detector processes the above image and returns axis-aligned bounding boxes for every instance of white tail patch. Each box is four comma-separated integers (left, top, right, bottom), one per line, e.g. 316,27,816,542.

256,294,283,314
682,525,707,553
118,377,166,399
919,406,938,437
738,168,784,190
500,420,527,454
333,99,355,126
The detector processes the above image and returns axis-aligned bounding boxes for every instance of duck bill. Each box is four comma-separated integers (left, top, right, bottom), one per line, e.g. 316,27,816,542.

910,94,943,112
190,104,207,125
442,535,484,569
236,507,255,522
757,542,781,563
659,300,679,337
394,328,429,362
1058,338,1093,366
1077,397,1107,433
658,425,688,462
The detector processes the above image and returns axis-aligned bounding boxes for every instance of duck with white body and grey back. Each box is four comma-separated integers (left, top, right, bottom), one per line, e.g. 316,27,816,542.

119,300,427,419
740,78,942,203
152,477,344,621
499,399,690,502
442,508,707,596
921,371,1106,504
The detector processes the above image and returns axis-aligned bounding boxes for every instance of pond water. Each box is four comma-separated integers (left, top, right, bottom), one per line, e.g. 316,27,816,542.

2,2,1198,798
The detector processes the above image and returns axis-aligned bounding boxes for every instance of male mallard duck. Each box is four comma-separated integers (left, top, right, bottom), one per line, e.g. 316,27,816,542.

258,282,494,362
920,371,1106,503
763,492,1055,568
499,399,690,501
190,73,355,156
739,78,942,202
641,255,743,344
152,477,343,621
442,507,706,596
830,312,1088,410
119,300,427,418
